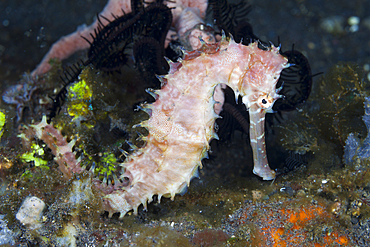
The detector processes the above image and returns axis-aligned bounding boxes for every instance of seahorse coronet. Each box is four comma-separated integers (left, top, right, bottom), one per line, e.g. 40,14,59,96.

103,37,288,217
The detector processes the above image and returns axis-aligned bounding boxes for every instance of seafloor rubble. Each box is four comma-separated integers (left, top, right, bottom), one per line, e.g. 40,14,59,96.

1,1,370,247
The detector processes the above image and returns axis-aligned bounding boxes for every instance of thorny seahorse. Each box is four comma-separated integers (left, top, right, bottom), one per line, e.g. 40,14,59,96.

103,34,289,218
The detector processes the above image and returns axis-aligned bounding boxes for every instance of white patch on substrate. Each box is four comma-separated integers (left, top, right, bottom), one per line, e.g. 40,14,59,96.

16,196,45,230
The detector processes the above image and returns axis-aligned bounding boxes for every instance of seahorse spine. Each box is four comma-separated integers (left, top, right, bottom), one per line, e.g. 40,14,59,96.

103,36,288,218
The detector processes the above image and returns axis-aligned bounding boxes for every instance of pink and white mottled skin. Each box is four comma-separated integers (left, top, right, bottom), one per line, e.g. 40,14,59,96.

31,0,209,77
102,36,288,218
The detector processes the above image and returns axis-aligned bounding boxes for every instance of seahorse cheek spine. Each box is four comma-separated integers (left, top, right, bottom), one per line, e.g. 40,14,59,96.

102,38,288,218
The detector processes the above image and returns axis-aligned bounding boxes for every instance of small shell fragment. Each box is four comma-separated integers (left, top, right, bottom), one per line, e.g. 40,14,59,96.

16,196,45,229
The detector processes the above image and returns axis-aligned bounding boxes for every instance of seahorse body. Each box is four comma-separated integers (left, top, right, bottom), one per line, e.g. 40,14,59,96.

103,37,288,218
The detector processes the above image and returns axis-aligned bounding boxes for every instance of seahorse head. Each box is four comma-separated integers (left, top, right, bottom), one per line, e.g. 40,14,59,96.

240,42,289,113
237,42,289,180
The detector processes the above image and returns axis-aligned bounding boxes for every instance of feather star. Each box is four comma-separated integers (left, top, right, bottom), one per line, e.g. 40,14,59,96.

31,0,210,77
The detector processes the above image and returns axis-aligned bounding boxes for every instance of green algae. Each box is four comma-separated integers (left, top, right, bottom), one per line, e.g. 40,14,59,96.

0,111,5,139
66,78,93,121
310,63,368,144
20,143,49,171
276,62,369,172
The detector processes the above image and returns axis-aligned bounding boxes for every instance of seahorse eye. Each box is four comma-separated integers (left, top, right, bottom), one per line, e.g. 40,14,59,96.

258,95,273,109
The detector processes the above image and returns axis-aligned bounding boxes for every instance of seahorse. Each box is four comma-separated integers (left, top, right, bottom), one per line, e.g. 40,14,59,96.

102,35,289,218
